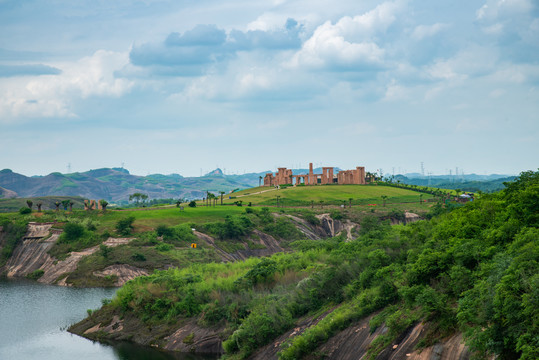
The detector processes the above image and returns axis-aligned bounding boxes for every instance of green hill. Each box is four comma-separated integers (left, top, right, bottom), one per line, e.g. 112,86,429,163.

223,184,435,207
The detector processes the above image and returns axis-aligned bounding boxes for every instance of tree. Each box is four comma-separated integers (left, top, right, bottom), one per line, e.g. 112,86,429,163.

419,194,423,204
348,198,353,208
207,193,216,207
61,199,70,210
259,176,262,187
26,200,33,210
129,193,147,206
55,201,61,211
188,200,197,208
69,201,74,212
220,191,225,205
36,202,42,212
99,199,108,211
381,195,388,207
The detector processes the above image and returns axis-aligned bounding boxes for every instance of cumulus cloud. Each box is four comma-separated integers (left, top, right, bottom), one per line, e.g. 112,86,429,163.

129,19,303,76
0,50,132,121
287,1,404,72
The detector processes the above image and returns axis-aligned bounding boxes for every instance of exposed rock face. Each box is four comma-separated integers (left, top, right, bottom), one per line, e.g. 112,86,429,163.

311,320,470,360
93,265,149,287
4,222,141,286
163,320,224,354
5,223,58,278
283,214,356,241
194,229,285,262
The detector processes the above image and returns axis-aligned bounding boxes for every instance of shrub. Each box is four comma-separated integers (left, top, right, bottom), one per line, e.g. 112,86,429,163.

330,210,343,220
63,223,85,241
303,211,320,225
26,269,44,280
156,225,173,238
116,216,135,235
19,207,31,214
188,201,197,208
131,252,146,261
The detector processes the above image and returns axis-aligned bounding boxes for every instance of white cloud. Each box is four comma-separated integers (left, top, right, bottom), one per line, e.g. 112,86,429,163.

288,21,385,70
0,50,132,122
426,46,499,81
286,1,404,71
477,0,533,21
412,23,449,40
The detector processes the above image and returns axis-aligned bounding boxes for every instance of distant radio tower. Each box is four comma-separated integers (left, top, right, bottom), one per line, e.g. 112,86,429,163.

121,162,125,169
67,163,71,173
421,162,425,177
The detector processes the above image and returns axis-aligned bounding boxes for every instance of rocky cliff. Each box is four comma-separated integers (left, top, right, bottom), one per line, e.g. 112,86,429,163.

2,223,147,286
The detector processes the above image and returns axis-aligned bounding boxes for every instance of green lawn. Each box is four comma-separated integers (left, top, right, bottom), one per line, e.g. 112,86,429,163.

222,184,434,207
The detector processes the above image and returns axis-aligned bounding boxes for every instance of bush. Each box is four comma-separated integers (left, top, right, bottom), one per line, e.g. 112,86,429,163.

156,225,173,238
26,269,44,280
19,207,31,214
303,211,320,225
116,216,135,235
63,223,85,241
330,210,343,220
188,201,197,208
131,252,146,261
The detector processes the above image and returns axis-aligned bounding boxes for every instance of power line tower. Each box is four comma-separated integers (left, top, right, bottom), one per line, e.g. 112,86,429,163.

421,162,425,177
67,163,71,173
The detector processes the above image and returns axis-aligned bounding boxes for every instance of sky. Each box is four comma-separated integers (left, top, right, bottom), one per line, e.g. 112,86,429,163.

0,0,538,177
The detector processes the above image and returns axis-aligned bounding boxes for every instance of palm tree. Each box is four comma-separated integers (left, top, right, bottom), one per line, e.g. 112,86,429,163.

259,176,262,187
381,195,388,207
26,200,33,210
55,201,61,212
36,202,42,212
220,191,225,205
99,199,108,211
348,198,353,208
319,200,324,209
69,201,74,212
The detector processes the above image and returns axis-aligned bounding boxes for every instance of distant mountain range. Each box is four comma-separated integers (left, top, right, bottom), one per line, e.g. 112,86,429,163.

0,167,265,203
394,174,516,193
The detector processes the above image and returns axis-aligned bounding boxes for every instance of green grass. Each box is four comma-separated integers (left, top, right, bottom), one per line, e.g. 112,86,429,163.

0,196,86,212
222,184,435,207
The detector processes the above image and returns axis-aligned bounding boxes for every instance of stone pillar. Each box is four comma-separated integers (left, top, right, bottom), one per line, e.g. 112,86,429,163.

358,167,366,184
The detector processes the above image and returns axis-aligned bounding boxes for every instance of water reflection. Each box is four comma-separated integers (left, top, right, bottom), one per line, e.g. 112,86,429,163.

0,279,219,360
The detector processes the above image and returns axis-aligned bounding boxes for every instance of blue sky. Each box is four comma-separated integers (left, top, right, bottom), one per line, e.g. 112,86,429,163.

0,0,537,177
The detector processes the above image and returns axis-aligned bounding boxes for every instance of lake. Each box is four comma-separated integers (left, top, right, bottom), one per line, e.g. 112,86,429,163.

0,279,217,360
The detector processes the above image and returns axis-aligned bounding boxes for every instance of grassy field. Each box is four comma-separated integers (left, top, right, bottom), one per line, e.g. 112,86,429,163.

0,196,86,212
221,184,434,207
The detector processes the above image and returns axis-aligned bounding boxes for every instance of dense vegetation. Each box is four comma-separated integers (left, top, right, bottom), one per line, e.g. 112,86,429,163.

0,218,27,267
89,170,538,359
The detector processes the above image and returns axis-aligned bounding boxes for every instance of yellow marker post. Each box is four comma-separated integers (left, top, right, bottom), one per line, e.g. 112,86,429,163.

190,243,197,248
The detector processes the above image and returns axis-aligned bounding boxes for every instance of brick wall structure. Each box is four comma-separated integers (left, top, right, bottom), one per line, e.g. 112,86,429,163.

263,163,366,187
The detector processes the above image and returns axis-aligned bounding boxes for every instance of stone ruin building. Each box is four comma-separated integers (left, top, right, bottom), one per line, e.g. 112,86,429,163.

84,199,102,210
263,163,366,187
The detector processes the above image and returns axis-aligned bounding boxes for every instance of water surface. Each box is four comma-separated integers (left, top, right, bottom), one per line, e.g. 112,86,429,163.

0,279,216,360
